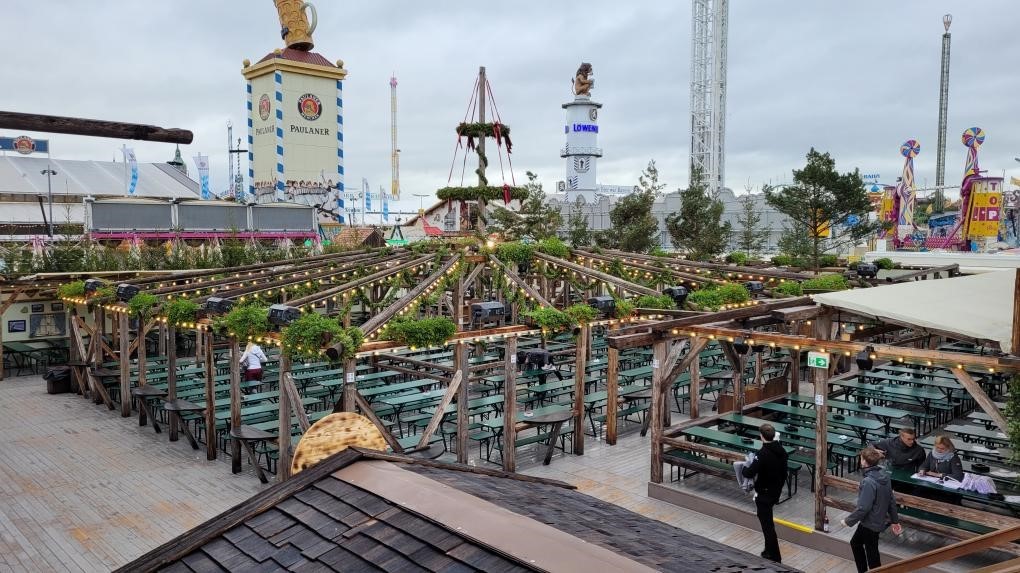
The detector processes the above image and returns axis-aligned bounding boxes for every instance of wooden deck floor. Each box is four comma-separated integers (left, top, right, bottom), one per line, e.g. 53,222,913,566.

0,375,267,572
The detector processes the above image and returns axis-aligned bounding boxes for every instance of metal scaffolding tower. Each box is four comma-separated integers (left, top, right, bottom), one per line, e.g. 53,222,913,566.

689,0,728,196
934,14,952,214
390,75,400,200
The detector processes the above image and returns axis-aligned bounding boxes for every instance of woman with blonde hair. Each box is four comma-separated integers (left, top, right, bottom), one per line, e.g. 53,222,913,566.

919,435,964,481
239,341,268,383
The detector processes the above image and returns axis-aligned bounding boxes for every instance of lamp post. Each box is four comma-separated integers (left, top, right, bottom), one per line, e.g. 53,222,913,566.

40,167,56,237
413,193,429,217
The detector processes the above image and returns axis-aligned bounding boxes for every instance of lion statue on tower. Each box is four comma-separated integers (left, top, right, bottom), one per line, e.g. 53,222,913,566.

573,62,593,97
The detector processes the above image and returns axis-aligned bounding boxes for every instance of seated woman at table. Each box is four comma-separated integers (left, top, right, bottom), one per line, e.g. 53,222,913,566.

919,435,964,482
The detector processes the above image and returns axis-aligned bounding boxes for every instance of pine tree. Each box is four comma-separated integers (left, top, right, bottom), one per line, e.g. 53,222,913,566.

735,192,769,257
567,197,591,247
764,149,883,271
665,166,731,261
606,160,660,253
488,171,562,240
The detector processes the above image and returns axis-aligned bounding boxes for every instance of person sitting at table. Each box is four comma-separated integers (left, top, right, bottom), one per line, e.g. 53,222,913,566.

871,427,926,473
919,435,964,481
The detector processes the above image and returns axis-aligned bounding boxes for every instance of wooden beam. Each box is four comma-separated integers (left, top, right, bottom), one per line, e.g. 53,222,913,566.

287,254,433,309
282,373,310,432
770,305,823,322
351,391,404,453
661,435,746,462
0,110,194,144
597,248,814,281
351,256,459,344
690,338,703,420
952,368,1008,434
415,370,463,450
886,263,959,283
870,525,1020,572
502,337,517,471
532,251,661,296
573,249,721,286
487,255,554,308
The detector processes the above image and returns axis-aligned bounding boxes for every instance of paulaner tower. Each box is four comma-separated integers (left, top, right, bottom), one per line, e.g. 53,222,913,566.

561,63,602,204
242,1,347,213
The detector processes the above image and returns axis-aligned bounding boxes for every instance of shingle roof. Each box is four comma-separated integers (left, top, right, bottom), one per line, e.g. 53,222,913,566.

118,449,800,573
257,48,337,68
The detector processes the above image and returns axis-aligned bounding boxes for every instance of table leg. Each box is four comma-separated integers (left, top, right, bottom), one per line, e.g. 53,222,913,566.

543,421,564,465
640,407,651,436
240,439,269,483
176,413,200,449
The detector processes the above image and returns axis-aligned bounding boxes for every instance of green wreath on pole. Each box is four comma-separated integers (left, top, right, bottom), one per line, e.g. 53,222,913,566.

436,186,528,203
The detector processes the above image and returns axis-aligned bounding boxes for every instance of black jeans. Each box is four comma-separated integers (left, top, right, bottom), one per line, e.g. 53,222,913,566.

850,526,881,572
755,495,781,562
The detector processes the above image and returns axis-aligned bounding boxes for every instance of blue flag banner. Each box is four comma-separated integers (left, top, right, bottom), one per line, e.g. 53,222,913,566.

193,154,211,199
122,146,139,195
383,191,389,222
0,136,49,154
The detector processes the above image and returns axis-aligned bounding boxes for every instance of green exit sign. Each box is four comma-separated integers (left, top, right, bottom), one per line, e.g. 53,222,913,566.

807,351,830,369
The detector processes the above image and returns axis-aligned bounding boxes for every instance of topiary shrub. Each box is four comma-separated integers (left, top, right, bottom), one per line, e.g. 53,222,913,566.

634,294,676,310
818,254,839,267
800,274,850,292
874,257,895,270
773,281,804,297
164,298,199,326
382,316,457,349
771,254,793,267
523,307,572,339
613,299,635,319
56,280,86,299
281,312,363,361
127,293,158,319
725,252,748,265
495,242,534,267
565,303,598,325
686,283,751,311
223,303,270,341
535,237,570,259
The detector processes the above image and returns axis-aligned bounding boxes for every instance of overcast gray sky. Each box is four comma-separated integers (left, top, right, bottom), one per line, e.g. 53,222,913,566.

4,1,1019,213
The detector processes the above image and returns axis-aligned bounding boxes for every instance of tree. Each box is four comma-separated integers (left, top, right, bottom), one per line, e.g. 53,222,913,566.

764,149,883,272
665,166,731,261
735,190,769,257
607,161,660,253
567,197,592,247
488,171,562,240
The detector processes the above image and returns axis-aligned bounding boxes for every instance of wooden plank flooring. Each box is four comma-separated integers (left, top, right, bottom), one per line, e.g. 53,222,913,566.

0,375,266,572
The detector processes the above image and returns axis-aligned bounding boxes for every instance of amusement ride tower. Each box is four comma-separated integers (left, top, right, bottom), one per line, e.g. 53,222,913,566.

689,0,728,195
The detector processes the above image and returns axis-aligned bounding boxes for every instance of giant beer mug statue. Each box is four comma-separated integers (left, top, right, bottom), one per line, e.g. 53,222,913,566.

274,0,317,51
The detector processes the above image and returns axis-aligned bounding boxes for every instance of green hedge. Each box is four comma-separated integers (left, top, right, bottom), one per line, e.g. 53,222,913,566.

800,274,850,292
495,241,534,266
281,313,363,361
634,294,676,310
725,252,748,265
874,257,895,270
223,304,270,340
686,283,751,311
383,317,457,349
164,298,199,326
565,303,598,325
535,237,570,258
56,281,86,299
773,281,804,296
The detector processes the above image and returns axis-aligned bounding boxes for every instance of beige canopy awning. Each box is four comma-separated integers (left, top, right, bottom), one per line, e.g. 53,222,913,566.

812,270,1017,352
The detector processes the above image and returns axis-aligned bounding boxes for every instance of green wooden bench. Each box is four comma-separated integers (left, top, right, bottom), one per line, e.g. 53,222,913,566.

898,507,994,535
662,449,801,501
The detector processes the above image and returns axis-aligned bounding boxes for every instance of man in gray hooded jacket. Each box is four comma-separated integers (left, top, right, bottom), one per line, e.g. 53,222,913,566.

841,446,903,572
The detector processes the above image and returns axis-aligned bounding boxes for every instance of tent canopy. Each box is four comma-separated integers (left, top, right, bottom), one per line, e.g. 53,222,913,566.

812,270,1017,353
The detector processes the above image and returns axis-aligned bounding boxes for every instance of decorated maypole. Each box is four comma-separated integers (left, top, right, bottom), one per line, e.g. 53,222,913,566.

892,139,920,248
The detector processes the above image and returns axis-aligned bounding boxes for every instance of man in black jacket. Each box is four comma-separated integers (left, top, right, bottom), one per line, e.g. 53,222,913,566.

871,427,926,472
740,423,788,563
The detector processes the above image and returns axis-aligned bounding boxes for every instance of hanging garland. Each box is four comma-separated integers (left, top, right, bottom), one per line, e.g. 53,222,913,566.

456,122,513,154
437,186,528,203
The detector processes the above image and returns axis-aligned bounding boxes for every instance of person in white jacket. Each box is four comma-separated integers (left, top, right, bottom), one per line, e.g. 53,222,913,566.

240,342,268,382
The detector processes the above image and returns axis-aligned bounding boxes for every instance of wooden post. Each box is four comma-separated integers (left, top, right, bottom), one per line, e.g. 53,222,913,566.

502,337,517,471
157,322,167,357
690,337,702,419
790,349,801,394
606,346,620,445
277,354,293,482
229,338,243,475
119,312,130,417
572,324,589,455
455,342,469,463
1013,270,1020,356
136,320,148,387
453,277,464,331
167,325,179,442
476,65,488,233
814,359,830,532
340,358,357,412
195,328,204,366
203,332,216,460
97,306,110,363
650,339,668,483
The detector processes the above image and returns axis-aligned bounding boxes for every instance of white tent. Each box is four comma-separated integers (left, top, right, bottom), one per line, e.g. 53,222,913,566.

812,270,1017,353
